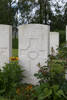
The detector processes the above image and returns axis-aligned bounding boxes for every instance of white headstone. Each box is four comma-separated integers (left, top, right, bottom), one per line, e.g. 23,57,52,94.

66,26,67,41
50,32,59,56
0,25,12,69
18,24,50,85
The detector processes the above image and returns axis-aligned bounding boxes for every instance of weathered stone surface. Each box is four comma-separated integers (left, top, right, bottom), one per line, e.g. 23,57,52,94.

50,32,59,55
0,25,12,68
18,24,50,85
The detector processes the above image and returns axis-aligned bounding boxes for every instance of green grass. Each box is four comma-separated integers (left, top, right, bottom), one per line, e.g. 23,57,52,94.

12,49,18,57
12,39,18,49
0,97,8,100
58,30,66,45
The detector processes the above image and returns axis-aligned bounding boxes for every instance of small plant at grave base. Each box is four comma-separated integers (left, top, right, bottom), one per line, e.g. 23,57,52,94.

15,84,33,100
31,63,66,100
30,43,67,100
9,57,19,61
55,42,67,97
0,57,24,99
57,43,67,61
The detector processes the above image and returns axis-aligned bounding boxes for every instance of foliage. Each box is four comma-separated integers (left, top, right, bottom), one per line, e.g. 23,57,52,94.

0,0,16,25
31,62,66,100
0,43,67,100
30,43,67,100
30,0,52,24
0,0,67,31
12,38,18,49
18,0,34,24
14,84,33,100
57,43,67,60
0,61,23,98
63,2,67,26
50,1,65,31
0,97,8,100
59,31,66,45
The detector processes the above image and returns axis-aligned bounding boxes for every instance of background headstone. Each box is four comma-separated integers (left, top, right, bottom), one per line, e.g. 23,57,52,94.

50,32,59,55
0,25,12,69
18,24,50,85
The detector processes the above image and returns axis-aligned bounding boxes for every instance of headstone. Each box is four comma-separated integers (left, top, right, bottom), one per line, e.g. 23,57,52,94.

50,32,59,55
18,24,50,85
0,25,12,69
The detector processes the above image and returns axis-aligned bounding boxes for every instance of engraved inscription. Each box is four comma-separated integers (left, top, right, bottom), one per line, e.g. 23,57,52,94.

18,24,49,85
28,51,39,60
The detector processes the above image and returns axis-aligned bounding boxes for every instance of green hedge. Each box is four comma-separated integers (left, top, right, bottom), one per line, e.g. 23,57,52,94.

12,39,18,49
59,30,66,45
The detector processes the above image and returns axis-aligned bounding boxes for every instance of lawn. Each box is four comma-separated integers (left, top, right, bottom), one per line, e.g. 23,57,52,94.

12,49,18,57
0,97,8,100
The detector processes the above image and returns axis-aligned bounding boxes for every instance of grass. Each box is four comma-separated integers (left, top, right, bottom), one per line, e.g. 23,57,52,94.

0,97,8,100
12,38,18,49
12,49,18,57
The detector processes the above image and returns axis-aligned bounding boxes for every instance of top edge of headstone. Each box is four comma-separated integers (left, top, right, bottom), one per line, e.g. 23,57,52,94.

0,24,12,27
18,24,50,28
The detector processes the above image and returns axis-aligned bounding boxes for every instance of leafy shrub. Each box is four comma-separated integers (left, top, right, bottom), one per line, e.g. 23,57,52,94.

59,31,66,45
14,85,33,100
0,60,23,98
31,61,66,100
31,43,67,100
12,38,18,49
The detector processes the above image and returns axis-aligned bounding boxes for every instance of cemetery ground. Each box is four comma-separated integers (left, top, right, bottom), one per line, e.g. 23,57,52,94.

0,44,67,100
0,30,67,100
12,49,18,57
